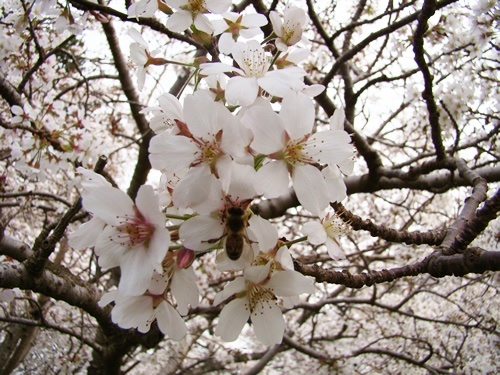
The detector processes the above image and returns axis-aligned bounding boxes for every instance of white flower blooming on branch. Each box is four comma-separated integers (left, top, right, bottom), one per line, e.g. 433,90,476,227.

241,92,354,216
149,90,253,201
99,287,187,340
179,163,278,270
80,181,170,296
214,261,314,345
165,0,231,34
212,11,268,54
200,40,307,106
302,211,349,260
270,5,308,51
129,28,169,91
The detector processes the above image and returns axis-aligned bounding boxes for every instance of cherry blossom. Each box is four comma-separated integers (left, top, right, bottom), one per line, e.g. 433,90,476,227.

270,5,308,51
127,0,159,19
302,211,348,260
178,163,278,270
165,0,231,34
128,28,168,91
241,93,354,216
214,261,315,345
81,183,170,296
212,11,268,54
200,40,307,106
148,90,253,193
10,103,36,126
99,288,187,340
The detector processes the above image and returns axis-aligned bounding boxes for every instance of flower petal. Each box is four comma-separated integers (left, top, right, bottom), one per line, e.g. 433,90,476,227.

292,164,329,216
254,161,290,199
266,270,315,296
251,300,284,346
215,298,249,342
179,215,224,251
156,301,188,340
226,76,259,106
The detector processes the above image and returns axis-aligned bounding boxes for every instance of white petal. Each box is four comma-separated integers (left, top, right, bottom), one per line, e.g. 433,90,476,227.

215,298,249,342
226,76,259,106
329,108,345,130
199,62,236,75
280,92,315,139
119,248,156,295
179,215,224,251
258,67,305,98
193,14,214,34
244,263,271,284
292,164,329,216
82,186,134,225
305,130,354,165
206,0,231,14
326,238,346,260
266,270,315,296
69,216,105,249
166,10,192,32
135,185,164,225
149,132,199,171
156,301,188,340
94,227,126,269
128,28,148,48
173,166,223,214
184,92,221,138
254,161,290,198
247,215,278,253
301,221,327,245
213,277,246,305
246,106,285,155
98,290,118,307
171,267,199,315
217,32,236,55
157,93,184,121
269,11,283,37
134,68,145,92
251,300,284,346
112,295,152,329
242,13,268,28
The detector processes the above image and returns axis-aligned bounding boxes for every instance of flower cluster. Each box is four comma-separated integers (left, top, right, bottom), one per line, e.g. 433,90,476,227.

71,3,355,345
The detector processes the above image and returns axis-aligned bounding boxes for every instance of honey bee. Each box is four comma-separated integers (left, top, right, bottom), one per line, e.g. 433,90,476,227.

208,203,252,261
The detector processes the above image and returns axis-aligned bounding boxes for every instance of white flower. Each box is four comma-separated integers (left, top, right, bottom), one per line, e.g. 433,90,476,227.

214,261,314,345
165,0,231,34
127,0,158,19
148,90,253,197
200,40,306,106
148,250,200,315
99,289,187,340
212,11,268,54
302,212,348,260
178,163,279,270
270,5,308,51
11,104,36,126
69,168,111,250
129,28,168,91
241,93,354,216
141,92,185,134
82,184,170,296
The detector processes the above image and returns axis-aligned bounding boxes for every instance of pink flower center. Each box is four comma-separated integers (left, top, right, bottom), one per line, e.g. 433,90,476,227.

114,207,156,248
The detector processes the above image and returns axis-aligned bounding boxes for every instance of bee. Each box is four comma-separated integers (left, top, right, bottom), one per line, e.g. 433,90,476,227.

208,202,252,261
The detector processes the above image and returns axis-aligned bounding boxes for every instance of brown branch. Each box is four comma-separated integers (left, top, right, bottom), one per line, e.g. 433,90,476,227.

448,188,500,253
295,247,500,288
412,0,446,160
100,18,152,200
331,201,445,246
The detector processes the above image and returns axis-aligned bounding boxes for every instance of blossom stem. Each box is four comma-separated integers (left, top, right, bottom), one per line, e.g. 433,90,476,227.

282,236,308,247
